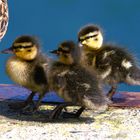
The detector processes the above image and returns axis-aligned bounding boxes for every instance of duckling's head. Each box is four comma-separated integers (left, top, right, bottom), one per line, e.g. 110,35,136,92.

78,24,103,50
1,35,40,61
50,41,76,65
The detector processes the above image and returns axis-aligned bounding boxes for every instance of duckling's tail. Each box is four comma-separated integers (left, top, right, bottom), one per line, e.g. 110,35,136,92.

82,94,110,113
126,66,140,85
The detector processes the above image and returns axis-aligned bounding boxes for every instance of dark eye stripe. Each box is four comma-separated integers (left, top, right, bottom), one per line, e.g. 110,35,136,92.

85,34,98,40
13,45,33,50
58,48,70,53
92,34,98,37
62,50,69,53
79,34,98,42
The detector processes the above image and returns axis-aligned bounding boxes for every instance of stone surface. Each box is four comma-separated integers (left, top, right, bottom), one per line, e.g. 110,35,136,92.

0,84,140,139
0,100,140,140
0,85,140,140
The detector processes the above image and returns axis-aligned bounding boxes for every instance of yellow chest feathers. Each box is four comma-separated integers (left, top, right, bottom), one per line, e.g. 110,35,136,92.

6,56,32,86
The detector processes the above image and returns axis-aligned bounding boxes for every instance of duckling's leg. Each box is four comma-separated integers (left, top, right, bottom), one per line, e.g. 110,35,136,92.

49,104,64,119
63,106,85,118
32,92,46,112
9,91,36,110
49,103,84,119
106,85,117,100
21,92,46,114
74,107,85,117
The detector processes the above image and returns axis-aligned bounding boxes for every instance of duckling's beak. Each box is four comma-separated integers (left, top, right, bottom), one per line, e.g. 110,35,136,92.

50,49,60,55
0,47,13,54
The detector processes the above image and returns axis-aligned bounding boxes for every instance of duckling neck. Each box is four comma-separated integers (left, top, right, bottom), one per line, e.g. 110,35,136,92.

17,53,40,63
83,45,99,52
59,55,74,65
80,47,98,66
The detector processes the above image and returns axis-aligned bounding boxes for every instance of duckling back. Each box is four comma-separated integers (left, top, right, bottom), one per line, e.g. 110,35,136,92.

79,43,138,85
48,62,108,110
94,44,137,84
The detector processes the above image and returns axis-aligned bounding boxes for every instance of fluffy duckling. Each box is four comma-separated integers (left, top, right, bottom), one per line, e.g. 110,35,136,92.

48,41,108,119
78,24,140,100
1,35,49,111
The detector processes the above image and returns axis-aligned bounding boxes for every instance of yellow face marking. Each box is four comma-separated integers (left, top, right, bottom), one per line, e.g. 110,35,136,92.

59,54,74,65
81,31,103,50
14,42,33,47
14,45,38,60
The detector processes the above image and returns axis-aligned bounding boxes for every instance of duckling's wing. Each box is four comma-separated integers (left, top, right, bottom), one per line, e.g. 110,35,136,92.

33,65,48,85
32,54,49,85
64,66,108,104
101,44,135,65
96,44,136,81
96,44,135,67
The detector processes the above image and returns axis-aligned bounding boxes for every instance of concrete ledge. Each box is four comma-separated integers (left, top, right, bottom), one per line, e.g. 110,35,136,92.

0,84,140,107
0,84,64,102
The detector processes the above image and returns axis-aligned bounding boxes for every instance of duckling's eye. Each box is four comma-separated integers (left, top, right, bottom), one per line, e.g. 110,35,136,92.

94,38,98,41
14,49,20,52
27,49,31,52
63,54,68,57
85,36,92,40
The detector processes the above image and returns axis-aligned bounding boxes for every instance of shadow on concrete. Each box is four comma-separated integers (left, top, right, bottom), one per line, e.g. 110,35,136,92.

0,99,95,124
0,84,95,123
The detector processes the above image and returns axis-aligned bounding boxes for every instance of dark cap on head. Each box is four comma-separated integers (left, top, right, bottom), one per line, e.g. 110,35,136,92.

12,35,40,48
50,40,76,55
59,40,75,51
1,35,41,54
78,24,100,39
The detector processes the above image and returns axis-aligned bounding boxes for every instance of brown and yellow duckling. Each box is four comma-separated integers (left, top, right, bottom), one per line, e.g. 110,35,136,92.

1,35,49,112
48,41,108,119
78,24,140,100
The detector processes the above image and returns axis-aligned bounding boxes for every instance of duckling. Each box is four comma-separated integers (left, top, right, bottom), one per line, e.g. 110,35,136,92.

48,41,108,119
1,35,49,111
78,24,140,100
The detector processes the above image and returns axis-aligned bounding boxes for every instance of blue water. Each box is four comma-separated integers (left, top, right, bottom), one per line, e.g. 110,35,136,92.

0,0,140,92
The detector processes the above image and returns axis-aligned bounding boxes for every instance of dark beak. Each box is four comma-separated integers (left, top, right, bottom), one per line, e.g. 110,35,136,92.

50,49,60,54
0,47,13,54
